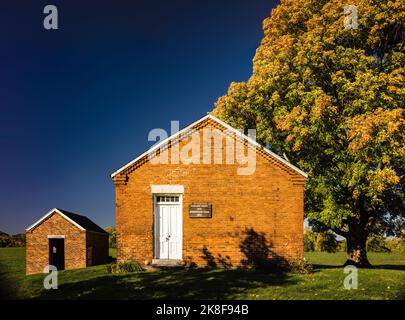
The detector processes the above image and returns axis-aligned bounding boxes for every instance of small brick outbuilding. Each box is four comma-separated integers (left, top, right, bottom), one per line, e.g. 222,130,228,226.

26,208,109,274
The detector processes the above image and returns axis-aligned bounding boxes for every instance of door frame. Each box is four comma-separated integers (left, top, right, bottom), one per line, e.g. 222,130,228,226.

48,237,65,271
153,193,183,260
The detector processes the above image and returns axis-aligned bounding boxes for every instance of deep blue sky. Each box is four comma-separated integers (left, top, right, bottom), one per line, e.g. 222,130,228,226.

0,0,278,234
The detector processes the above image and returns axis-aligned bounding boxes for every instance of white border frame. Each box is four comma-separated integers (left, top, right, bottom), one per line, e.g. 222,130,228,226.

151,185,184,194
47,235,65,239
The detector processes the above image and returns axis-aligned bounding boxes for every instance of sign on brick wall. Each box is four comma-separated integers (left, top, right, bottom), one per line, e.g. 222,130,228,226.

189,203,212,218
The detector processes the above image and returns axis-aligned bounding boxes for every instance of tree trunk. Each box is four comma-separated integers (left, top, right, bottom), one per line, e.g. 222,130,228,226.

345,231,372,268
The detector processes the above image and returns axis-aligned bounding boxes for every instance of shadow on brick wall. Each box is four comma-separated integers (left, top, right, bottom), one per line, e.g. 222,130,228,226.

239,228,289,271
200,247,233,269
198,228,290,271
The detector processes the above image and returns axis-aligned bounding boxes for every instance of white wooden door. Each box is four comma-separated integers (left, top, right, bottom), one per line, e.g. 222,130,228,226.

155,196,182,260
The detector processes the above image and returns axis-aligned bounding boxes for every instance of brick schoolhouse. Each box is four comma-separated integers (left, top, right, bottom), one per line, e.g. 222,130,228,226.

111,114,307,267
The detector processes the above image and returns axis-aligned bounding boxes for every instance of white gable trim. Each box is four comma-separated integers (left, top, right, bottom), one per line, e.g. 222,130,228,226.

110,114,211,178
110,114,308,179
47,235,65,239
26,208,86,232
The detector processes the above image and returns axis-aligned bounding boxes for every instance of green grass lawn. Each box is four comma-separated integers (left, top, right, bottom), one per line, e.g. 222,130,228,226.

0,247,404,300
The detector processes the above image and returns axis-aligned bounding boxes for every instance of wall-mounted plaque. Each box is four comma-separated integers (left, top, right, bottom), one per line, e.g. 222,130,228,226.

189,203,212,218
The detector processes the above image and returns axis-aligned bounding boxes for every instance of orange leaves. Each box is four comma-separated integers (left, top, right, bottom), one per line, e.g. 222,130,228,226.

276,106,307,131
211,0,405,236
348,108,405,152
311,95,337,119
275,106,311,152
367,168,401,194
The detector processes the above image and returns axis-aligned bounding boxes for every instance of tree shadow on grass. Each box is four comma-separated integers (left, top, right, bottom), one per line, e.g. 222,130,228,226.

0,261,23,299
36,267,297,300
396,290,405,300
371,264,405,271
37,228,313,300
311,263,405,272
0,264,13,299
310,264,342,270
38,228,303,300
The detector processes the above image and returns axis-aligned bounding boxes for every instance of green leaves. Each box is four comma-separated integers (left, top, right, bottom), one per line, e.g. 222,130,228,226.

213,0,405,238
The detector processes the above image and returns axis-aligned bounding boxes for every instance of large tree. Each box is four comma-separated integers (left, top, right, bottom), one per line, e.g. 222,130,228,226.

213,0,404,267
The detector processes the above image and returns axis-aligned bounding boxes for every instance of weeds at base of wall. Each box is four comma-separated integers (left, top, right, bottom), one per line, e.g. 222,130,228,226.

182,255,314,274
238,258,314,274
106,260,144,274
284,258,314,274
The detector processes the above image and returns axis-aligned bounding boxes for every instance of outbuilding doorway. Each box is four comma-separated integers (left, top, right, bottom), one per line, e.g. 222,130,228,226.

49,238,65,271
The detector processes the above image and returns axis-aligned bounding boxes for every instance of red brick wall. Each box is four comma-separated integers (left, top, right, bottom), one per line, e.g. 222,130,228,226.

85,231,109,266
26,212,86,274
113,120,305,267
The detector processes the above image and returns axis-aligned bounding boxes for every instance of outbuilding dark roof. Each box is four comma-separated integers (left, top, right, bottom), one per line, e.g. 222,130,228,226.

56,209,108,234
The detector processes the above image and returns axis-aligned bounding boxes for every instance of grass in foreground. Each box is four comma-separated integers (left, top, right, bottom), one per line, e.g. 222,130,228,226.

0,248,404,300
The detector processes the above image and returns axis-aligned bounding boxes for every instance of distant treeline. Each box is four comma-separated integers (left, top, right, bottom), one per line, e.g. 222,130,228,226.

304,228,405,253
0,232,25,247
3,226,402,253
0,228,116,248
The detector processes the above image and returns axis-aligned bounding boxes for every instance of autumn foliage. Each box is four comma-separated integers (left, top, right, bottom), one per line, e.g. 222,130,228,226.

213,0,404,266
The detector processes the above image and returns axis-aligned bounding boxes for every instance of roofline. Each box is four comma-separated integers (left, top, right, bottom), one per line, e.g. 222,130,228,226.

110,114,211,178
110,114,308,179
26,208,86,232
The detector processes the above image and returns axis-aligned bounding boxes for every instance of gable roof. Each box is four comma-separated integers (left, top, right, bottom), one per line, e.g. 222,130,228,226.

26,208,108,234
110,114,308,179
